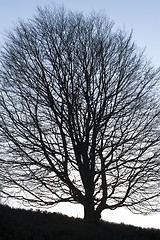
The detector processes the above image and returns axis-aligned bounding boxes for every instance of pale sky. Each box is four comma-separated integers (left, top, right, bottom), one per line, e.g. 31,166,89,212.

0,0,160,229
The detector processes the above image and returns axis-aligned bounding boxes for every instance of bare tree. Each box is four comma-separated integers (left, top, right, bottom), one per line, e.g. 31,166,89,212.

0,6,160,223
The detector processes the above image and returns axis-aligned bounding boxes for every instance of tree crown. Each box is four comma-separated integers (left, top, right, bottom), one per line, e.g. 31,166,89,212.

0,6,160,222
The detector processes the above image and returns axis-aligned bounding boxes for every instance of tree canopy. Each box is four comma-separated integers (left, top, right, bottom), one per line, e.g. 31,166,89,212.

0,6,160,223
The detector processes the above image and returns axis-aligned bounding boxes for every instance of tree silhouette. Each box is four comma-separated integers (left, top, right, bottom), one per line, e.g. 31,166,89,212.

0,6,160,223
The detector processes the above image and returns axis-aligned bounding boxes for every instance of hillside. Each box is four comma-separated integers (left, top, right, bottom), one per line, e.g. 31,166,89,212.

0,204,160,240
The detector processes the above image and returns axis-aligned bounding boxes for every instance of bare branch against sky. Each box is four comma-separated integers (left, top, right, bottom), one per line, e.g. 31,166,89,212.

0,6,160,224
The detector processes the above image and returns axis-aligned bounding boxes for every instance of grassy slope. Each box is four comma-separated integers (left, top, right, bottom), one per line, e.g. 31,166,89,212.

0,204,160,240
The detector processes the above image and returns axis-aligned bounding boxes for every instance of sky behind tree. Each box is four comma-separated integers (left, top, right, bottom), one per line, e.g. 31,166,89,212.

0,0,160,229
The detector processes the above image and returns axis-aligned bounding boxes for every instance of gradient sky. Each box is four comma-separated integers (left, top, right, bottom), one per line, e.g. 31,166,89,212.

0,0,160,229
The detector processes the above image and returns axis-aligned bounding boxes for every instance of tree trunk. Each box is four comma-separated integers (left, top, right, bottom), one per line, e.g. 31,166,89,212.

83,203,101,224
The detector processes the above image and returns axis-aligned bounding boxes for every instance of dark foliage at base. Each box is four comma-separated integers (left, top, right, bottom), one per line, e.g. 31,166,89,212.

0,204,160,240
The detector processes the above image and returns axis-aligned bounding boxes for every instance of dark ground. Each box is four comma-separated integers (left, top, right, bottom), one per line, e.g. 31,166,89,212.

0,204,160,240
